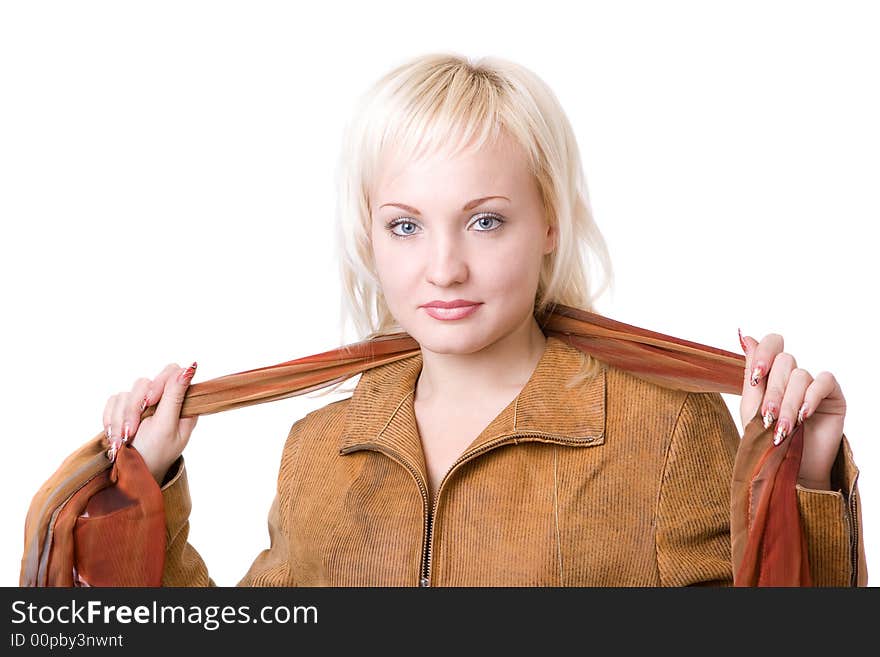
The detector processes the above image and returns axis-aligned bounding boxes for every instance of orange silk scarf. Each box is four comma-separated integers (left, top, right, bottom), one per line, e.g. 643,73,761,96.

20,304,809,586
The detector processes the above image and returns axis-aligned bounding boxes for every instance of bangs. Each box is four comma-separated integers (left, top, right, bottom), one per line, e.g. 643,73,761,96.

360,63,512,193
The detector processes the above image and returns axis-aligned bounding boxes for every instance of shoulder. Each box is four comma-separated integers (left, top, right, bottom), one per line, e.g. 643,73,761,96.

601,362,737,445
275,396,354,481
287,396,353,441
602,362,691,421
550,335,691,412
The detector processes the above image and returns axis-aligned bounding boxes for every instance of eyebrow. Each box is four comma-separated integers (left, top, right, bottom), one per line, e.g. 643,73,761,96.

378,195,510,215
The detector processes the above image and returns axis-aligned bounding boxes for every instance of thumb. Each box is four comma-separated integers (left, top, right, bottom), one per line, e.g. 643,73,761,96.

737,328,758,375
737,330,763,426
154,361,198,427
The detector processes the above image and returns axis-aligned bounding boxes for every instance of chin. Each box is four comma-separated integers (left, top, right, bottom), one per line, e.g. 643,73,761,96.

417,337,488,356
405,313,508,356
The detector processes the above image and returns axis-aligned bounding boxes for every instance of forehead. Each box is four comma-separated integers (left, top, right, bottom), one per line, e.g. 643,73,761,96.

373,130,532,200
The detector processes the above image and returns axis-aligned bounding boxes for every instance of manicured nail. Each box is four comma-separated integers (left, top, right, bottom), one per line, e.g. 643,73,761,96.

177,361,198,383
763,408,775,429
122,422,130,443
798,402,808,424
773,420,789,446
737,328,748,354
106,429,117,460
750,365,764,386
140,395,148,413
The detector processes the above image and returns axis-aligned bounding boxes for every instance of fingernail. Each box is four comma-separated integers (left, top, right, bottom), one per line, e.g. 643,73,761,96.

797,402,808,425
737,328,748,354
177,361,198,383
106,427,119,460
140,394,149,413
750,365,764,386
773,420,789,446
763,408,775,429
105,426,115,461
122,422,131,443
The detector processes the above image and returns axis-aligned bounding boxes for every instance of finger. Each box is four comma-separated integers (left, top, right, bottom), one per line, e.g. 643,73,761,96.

750,333,784,387
154,361,198,427
123,377,153,438
801,371,846,422
739,333,783,427
145,363,183,408
109,392,130,450
738,332,762,424
761,351,797,431
102,395,117,442
774,367,812,445
738,328,755,373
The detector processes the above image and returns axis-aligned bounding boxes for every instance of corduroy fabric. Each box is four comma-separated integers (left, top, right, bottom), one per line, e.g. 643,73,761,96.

158,336,863,586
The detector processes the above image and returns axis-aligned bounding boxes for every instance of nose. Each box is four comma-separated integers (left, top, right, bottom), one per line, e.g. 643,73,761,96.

424,234,468,287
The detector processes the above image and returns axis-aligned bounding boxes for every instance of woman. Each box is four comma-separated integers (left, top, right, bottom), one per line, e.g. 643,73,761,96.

98,53,863,586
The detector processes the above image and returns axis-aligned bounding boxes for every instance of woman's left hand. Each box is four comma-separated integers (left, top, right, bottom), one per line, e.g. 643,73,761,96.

738,329,847,491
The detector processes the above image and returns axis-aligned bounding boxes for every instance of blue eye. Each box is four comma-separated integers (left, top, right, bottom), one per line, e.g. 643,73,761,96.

388,220,419,237
473,215,503,231
384,213,505,239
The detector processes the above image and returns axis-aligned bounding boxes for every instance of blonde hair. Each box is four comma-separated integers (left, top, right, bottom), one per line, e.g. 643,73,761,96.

317,52,614,397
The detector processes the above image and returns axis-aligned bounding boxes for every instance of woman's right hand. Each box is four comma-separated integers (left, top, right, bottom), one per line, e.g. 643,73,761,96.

103,362,199,486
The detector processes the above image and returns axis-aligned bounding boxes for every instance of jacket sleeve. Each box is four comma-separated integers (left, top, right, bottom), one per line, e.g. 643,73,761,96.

160,420,301,587
159,456,217,586
780,428,864,586
656,391,866,587
731,405,866,586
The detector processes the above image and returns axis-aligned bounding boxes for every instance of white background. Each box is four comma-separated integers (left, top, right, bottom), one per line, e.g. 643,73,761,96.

2,0,877,586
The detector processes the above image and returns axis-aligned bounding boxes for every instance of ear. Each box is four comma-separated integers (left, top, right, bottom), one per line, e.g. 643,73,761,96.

543,221,557,255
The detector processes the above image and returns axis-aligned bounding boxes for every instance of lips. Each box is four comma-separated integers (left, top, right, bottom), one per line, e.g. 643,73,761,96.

421,299,480,309
421,300,482,321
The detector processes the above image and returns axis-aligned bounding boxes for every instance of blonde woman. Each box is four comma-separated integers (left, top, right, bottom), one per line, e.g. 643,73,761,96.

99,53,863,586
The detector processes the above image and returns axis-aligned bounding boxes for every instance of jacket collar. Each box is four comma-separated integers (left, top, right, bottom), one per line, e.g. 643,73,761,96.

338,335,606,471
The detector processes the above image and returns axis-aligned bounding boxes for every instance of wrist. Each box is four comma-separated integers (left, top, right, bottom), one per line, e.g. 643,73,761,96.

797,477,832,491
135,445,169,486
143,453,171,486
150,466,169,487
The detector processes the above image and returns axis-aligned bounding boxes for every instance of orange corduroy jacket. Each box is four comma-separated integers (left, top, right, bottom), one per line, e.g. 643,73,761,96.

159,335,866,587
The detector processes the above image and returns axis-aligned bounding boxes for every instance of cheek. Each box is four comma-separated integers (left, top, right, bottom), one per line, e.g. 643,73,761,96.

372,241,416,301
371,232,398,279
479,238,544,294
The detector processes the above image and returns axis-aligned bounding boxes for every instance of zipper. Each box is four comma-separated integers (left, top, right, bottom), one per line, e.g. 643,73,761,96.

343,431,601,587
848,476,860,586
421,431,601,587
339,443,431,587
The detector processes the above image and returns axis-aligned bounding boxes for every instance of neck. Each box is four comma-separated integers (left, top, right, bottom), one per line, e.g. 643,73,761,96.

414,313,548,406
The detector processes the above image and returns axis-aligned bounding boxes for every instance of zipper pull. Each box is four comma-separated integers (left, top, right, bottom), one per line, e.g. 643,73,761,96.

419,576,430,587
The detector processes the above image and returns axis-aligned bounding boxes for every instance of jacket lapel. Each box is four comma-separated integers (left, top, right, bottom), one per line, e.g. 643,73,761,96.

338,336,606,485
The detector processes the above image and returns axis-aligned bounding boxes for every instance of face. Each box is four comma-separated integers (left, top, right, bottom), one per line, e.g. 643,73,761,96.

369,130,556,355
